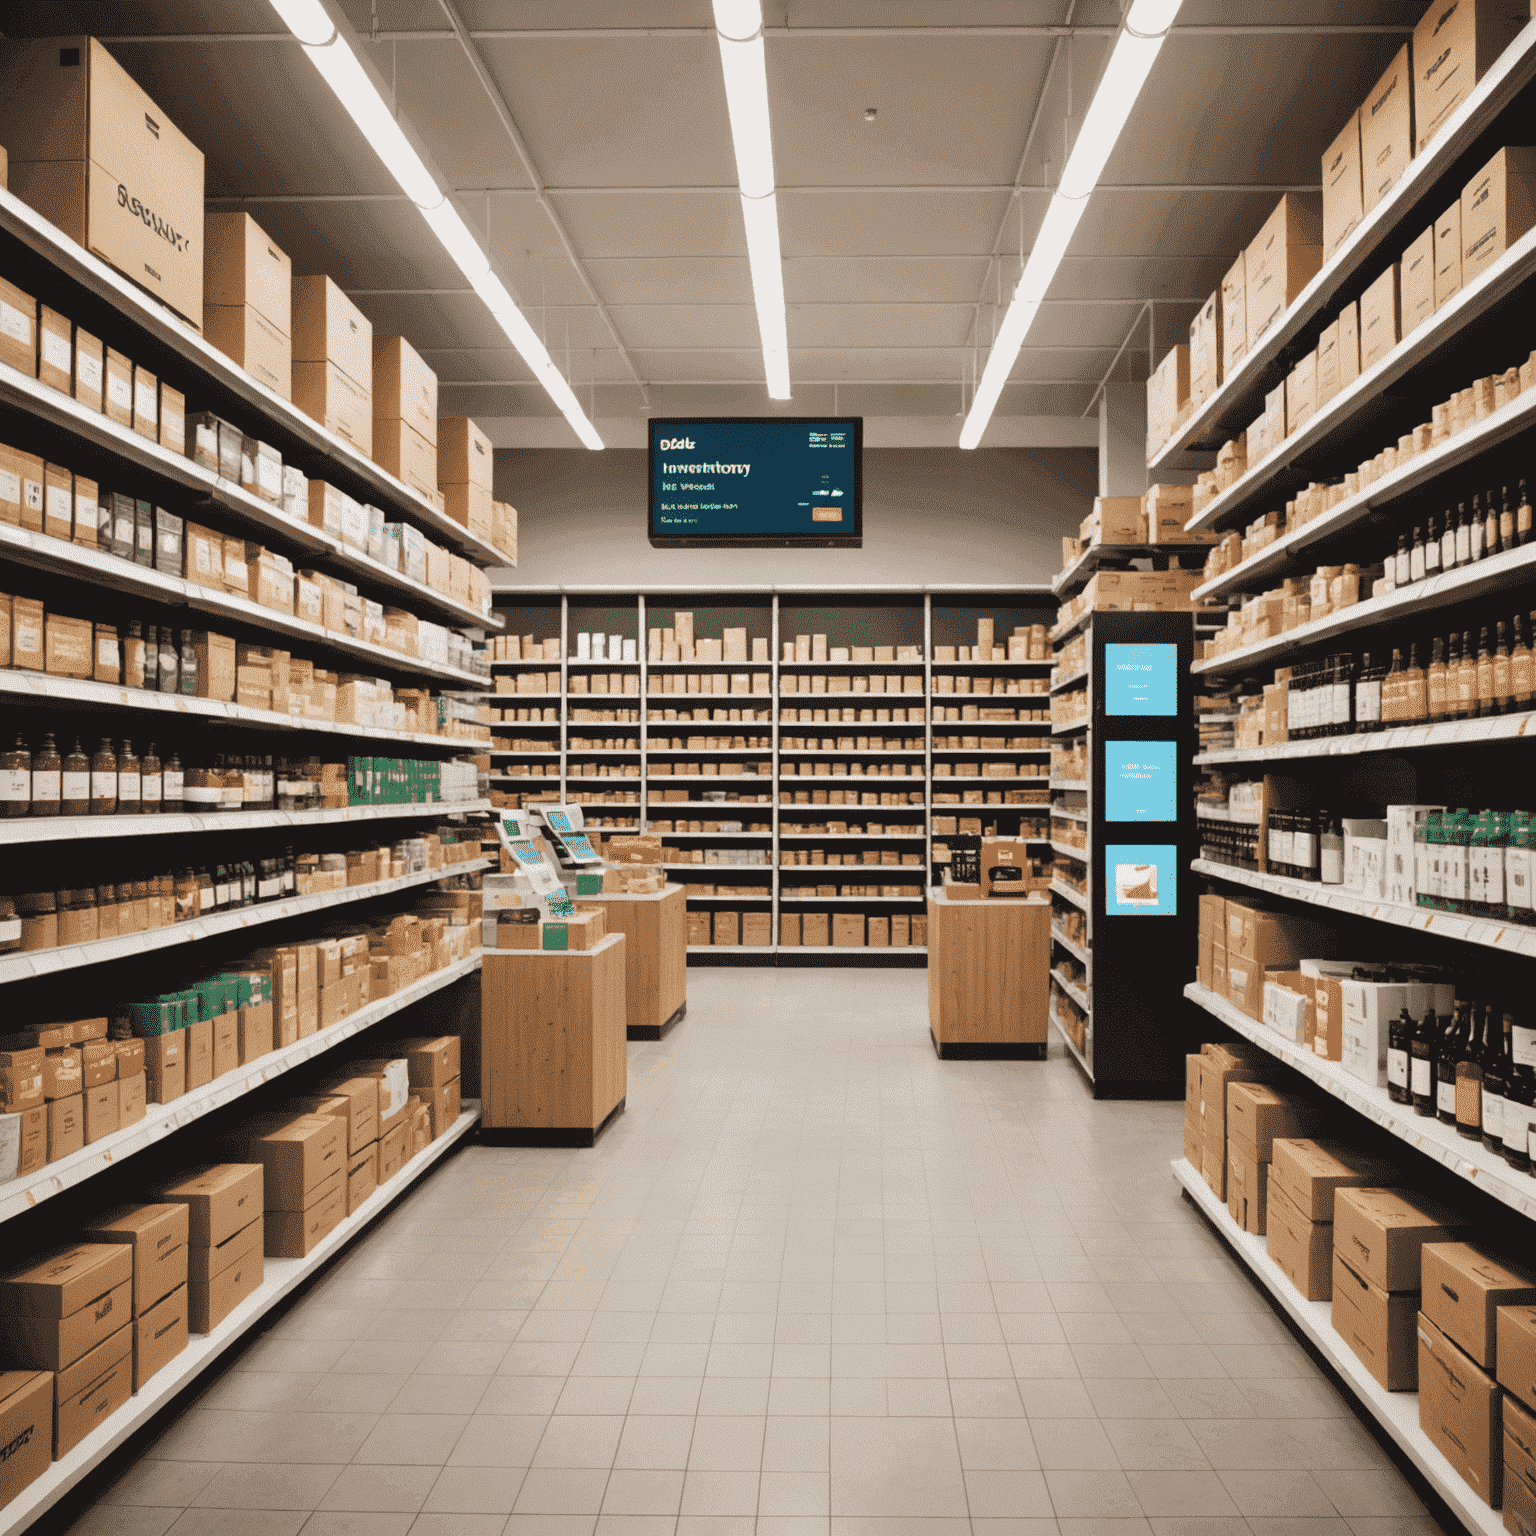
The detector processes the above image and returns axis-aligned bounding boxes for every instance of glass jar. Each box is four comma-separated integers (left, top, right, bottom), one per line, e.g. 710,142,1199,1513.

17,891,58,950
90,738,117,815
141,743,162,814
174,868,199,923
96,883,121,941
32,733,60,817
117,741,141,815
61,739,90,817
1,734,30,817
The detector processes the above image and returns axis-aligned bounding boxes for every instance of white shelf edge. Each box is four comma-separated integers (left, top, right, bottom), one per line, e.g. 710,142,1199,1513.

0,858,492,984
1172,1157,1505,1536
1050,925,1091,968
1050,841,1088,861
0,954,483,1222
1049,969,1090,1012
1050,779,1089,792
0,1105,483,1536
1194,710,1536,765
1050,880,1089,911
1050,1008,1094,1080
1191,857,1536,958
1183,982,1536,1222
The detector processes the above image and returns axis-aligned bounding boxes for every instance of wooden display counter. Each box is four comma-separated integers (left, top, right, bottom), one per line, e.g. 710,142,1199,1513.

927,888,1050,1058
579,884,687,1039
481,934,627,1145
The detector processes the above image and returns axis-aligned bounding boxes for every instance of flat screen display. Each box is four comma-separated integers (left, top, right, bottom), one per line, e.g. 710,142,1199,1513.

1104,844,1178,916
648,417,862,546
1103,642,1179,715
1103,740,1178,822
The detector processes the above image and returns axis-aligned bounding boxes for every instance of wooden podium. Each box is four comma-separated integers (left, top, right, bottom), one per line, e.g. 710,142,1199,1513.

480,934,627,1145
579,885,687,1039
927,889,1050,1058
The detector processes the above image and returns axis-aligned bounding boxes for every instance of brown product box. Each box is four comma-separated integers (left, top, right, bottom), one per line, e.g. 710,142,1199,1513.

1090,496,1146,545
1500,1307,1536,1411
1188,289,1222,403
0,1370,52,1508
1224,901,1331,968
204,211,291,335
1225,1144,1268,1236
833,912,866,947
311,1076,379,1154
423,1077,461,1139
1418,1309,1503,1504
0,1048,44,1112
1399,224,1436,335
1415,0,1527,154
1322,109,1364,256
437,416,493,491
1359,263,1401,368
1183,1054,1204,1171
237,1003,273,1066
159,1164,264,1248
73,325,103,412
1146,344,1189,448
1266,1179,1334,1301
346,1142,378,1214
1333,1249,1419,1391
193,631,237,703
1226,1082,1314,1163
291,274,371,387
441,480,492,537
38,306,71,393
378,1120,408,1182
1360,44,1413,214
1285,350,1317,435
1220,251,1246,376
1334,1187,1463,1292
0,1243,132,1372
80,1039,117,1089
11,595,43,671
1435,200,1464,309
397,1035,460,1089
1462,145,1536,285
292,360,371,453
145,1058,183,1108
132,1282,187,1390
82,1080,119,1144
713,911,740,946
1245,193,1323,343
264,1167,345,1259
0,278,35,377
1505,1395,1536,1523
205,304,292,399
53,1322,131,1459
104,347,131,426
374,335,438,443
780,913,802,947
802,912,830,946
131,363,158,441
1421,1243,1536,1370
44,613,92,679
371,415,437,497
1315,317,1342,406
239,1114,345,1210
184,1018,212,1093
9,1106,46,1179
79,1203,187,1317
1198,1043,1270,1200
1269,1138,1393,1222
42,1047,81,1101
47,1095,84,1161
187,1217,263,1333
0,37,205,327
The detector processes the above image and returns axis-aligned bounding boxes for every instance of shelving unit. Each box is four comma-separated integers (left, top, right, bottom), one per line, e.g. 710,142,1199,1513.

488,586,1053,960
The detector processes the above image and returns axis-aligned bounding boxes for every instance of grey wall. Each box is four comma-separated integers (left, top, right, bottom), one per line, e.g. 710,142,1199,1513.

488,447,1095,589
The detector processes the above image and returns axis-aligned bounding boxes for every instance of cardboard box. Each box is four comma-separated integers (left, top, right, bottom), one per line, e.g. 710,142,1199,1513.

0,37,205,327
374,335,437,443
0,1370,51,1507
1399,223,1436,334
1269,1138,1392,1222
1462,145,1536,285
1220,251,1246,376
204,211,291,335
1358,263,1400,369
1338,299,1361,388
0,280,38,378
79,1204,188,1317
379,1121,408,1182
46,1095,83,1160
205,304,291,398
73,325,103,412
313,1077,379,1154
1418,1309,1502,1503
187,1217,263,1333
1246,193,1323,343
397,1035,460,1090
1226,1144,1268,1235
1226,1082,1313,1163
1333,1249,1419,1391
38,305,71,393
264,1168,345,1258
291,274,371,387
1415,0,1527,154
1147,344,1189,448
53,1322,131,1458
438,416,493,491
1322,109,1364,256
1505,1394,1536,1526
1188,291,1222,403
1501,1307,1536,1413
371,415,436,497
1266,1179,1333,1301
1360,44,1413,214
1422,1243,1536,1370
133,1282,187,1390
1334,1186,1462,1292
159,1164,264,1248
0,1244,132,1371
1435,199,1464,309
239,1115,345,1209
293,359,371,453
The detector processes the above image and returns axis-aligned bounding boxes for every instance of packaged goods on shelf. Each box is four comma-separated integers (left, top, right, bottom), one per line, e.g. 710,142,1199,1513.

371,335,437,496
1413,1,1529,155
575,631,639,663
1147,343,1191,453
1053,567,1205,632
291,276,371,454
437,417,492,540
204,211,293,399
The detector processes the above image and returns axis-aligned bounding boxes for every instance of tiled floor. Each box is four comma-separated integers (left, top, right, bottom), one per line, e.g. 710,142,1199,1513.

73,967,1444,1536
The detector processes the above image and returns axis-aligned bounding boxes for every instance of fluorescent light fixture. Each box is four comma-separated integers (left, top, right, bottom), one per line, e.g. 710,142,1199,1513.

960,0,1182,448
713,0,792,399
268,0,603,449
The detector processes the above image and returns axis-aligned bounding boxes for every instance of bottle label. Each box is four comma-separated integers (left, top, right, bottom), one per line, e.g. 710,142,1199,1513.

1387,1048,1408,1088
1413,1058,1433,1095
214,881,231,906
90,771,115,799
142,772,162,803
1484,1089,1503,1142
61,770,88,803
0,916,19,943
0,768,28,802
1457,1076,1483,1128
1513,1025,1536,1067
1503,1106,1527,1153
1320,846,1343,884
259,877,281,898
1508,850,1533,912
1486,853,1506,906
1437,1078,1456,1113
31,769,59,802
163,770,184,799
118,771,141,800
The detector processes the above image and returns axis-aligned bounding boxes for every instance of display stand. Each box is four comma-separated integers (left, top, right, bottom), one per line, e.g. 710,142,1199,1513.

480,935,628,1145
926,888,1049,1058
578,884,688,1038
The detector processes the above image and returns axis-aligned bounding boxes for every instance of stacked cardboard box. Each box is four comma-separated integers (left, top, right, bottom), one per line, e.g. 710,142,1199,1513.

1500,1304,1536,1526
1224,1081,1316,1236
397,1035,462,1140
80,1204,189,1391
438,417,494,542
1332,1186,1461,1392
373,335,438,496
234,1114,346,1259
204,211,293,398
0,1369,51,1507
292,276,372,453
297,1076,379,1216
1193,1040,1270,1200
159,1164,264,1333
1266,1139,1390,1302
344,1056,413,1182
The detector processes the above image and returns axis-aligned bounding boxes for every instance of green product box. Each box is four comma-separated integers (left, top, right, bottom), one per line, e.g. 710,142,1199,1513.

576,873,603,895
542,923,568,952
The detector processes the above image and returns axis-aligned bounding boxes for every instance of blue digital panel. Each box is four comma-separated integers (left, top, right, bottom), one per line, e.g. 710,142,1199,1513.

1103,740,1178,822
1104,643,1179,715
650,419,861,541
1104,844,1178,916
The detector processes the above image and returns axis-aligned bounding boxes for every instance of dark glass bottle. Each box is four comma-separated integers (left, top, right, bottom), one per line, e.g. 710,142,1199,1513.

1495,622,1513,715
1471,493,1487,561
1455,1003,1485,1140
1483,1007,1510,1154
61,738,90,817
1,735,30,817
1388,1008,1413,1105
1519,479,1533,548
1485,490,1501,557
1455,501,1471,567
1442,509,1458,571
1505,1060,1535,1173
141,742,162,814
162,751,184,814
1412,1007,1439,1117
31,733,60,817
116,740,140,815
1436,1008,1460,1125
1502,486,1517,552
1410,525,1426,583
178,629,197,696
1425,514,1442,576
90,738,117,815
1427,637,1448,721
157,626,179,693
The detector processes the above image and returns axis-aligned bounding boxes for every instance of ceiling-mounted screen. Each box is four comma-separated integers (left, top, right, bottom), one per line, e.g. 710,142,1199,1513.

648,417,863,547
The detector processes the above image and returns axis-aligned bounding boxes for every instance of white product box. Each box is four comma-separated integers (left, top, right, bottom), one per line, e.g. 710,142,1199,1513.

1263,981,1310,1041
1386,804,1442,908
1343,818,1388,896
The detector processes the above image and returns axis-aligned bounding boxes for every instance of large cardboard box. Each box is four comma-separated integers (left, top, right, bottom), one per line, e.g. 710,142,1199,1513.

1435,199,1464,309
1226,1082,1314,1164
79,1203,188,1317
1220,251,1246,376
53,1322,131,1458
1419,1309,1503,1504
1225,1144,1268,1235
133,1282,187,1390
1245,194,1323,344
239,1114,345,1210
438,417,493,491
1399,223,1436,335
372,415,436,497
1322,110,1364,256
187,1215,263,1333
1505,1395,1536,1528
1334,1187,1463,1292
204,304,291,399
0,1371,52,1508
1188,290,1222,404
1359,263,1400,369
265,1168,345,1259
293,360,371,453
204,211,291,332
1266,1180,1333,1301
1421,1243,1536,1370
291,274,371,388
1415,0,1528,154
1269,1138,1392,1222
159,1164,263,1249
1334,1248,1419,1391
1360,44,1413,214
1146,344,1190,449
1462,145,1536,286
0,1243,132,1371
374,335,437,443
0,38,204,327
1501,1307,1536,1412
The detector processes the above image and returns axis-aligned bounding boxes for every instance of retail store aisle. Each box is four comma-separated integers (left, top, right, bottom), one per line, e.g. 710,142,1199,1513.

71,969,1439,1536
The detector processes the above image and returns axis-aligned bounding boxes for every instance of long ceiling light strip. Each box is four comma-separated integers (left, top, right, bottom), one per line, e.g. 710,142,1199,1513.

713,0,791,400
959,0,1182,449
268,0,603,448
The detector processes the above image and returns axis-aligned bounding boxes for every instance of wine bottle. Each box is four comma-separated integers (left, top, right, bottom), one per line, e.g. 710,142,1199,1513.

1388,1008,1413,1105
1427,636,1448,721
1456,502,1472,566
1411,1007,1438,1117
1410,525,1426,583
1455,1002,1485,1139
1513,615,1534,709
1484,1006,1510,1154
1426,514,1442,576
1495,622,1513,715
1436,1007,1460,1124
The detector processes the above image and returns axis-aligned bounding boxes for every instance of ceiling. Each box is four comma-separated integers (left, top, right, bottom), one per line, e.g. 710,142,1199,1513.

9,1,1419,445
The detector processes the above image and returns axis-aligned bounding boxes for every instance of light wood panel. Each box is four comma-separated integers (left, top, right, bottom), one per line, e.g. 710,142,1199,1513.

583,886,687,1036
481,936,627,1135
928,892,1049,1055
